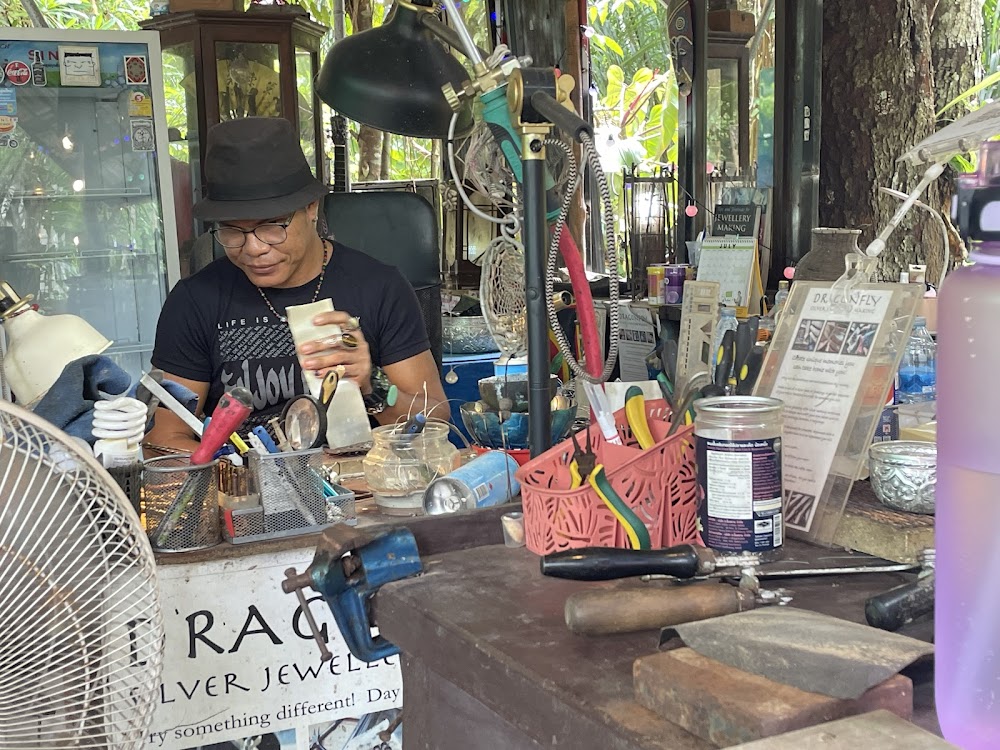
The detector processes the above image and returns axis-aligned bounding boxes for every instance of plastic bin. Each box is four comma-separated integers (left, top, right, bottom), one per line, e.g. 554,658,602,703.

516,400,699,555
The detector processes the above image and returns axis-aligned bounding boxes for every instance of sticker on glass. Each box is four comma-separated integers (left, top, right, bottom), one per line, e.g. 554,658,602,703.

124,55,148,85
5,61,30,86
59,45,101,87
30,50,47,86
0,116,17,135
130,119,155,152
0,89,16,117
127,90,152,118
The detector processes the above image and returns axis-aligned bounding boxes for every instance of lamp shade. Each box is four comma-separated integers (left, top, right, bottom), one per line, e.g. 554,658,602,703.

1,303,111,408
316,1,474,139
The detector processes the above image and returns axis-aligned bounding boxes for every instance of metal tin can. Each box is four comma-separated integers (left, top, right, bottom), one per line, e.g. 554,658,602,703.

663,265,688,304
646,265,666,304
423,450,520,515
694,396,784,563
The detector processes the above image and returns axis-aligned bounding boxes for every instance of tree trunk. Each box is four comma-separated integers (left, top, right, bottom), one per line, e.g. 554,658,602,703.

380,131,391,181
347,0,381,182
930,0,981,276
930,0,981,117
820,0,941,282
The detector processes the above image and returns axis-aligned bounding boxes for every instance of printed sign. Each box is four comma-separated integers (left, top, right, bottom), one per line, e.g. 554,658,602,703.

711,204,761,238
0,116,16,135
146,548,403,750
128,90,153,118
0,89,16,117
4,60,30,86
125,54,149,85
617,302,658,382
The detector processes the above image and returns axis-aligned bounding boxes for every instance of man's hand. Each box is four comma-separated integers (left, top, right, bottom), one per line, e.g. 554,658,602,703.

297,311,373,394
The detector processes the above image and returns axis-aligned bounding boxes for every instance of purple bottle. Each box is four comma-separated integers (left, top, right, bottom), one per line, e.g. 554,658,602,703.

936,142,1000,746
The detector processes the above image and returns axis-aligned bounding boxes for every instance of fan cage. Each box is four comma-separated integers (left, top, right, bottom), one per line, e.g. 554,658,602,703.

0,401,164,750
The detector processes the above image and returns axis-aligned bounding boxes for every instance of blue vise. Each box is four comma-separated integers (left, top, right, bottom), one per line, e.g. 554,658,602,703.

282,525,422,662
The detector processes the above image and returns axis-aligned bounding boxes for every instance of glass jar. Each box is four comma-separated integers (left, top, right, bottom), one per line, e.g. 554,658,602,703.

363,423,460,515
693,396,784,563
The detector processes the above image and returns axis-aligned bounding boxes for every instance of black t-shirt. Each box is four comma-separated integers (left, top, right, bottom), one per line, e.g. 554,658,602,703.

151,242,430,429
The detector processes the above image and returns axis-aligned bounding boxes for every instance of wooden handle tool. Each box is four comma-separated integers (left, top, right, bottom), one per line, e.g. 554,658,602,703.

564,583,758,636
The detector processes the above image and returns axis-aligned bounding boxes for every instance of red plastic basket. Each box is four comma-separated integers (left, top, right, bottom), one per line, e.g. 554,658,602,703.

516,399,700,555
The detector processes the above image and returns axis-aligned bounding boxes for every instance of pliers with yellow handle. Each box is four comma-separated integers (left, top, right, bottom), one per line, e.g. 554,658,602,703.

569,427,651,550
624,385,656,450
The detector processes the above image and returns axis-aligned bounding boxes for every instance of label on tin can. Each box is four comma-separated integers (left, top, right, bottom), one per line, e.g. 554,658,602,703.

696,436,783,553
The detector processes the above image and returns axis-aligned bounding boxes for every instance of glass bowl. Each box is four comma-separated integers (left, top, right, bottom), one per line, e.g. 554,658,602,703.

460,403,576,450
868,440,936,515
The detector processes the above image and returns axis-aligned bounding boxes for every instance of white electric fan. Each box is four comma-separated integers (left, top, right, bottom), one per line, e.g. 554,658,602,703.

0,399,164,748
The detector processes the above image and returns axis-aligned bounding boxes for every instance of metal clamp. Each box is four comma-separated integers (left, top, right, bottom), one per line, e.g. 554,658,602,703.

282,525,422,663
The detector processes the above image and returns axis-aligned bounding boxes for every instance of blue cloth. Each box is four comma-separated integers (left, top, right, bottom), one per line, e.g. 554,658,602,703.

32,355,198,444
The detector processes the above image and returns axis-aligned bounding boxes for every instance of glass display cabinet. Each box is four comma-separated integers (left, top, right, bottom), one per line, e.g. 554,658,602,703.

0,28,180,380
141,7,327,274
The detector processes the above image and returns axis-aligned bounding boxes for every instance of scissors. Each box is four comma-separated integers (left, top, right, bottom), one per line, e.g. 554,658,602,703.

569,427,651,550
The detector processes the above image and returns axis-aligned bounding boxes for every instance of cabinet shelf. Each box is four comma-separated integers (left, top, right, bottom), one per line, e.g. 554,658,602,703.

4,251,160,264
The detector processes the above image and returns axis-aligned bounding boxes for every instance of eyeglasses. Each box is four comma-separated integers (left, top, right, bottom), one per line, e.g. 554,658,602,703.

212,213,296,249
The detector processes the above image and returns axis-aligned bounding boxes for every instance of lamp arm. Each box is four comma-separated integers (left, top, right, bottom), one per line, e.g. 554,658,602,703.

529,91,593,144
439,0,486,66
420,14,490,63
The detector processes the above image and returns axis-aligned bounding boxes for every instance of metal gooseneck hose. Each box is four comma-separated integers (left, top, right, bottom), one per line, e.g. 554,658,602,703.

545,133,620,383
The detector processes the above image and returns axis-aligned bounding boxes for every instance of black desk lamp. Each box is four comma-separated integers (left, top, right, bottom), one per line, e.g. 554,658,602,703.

317,0,595,457
316,0,474,139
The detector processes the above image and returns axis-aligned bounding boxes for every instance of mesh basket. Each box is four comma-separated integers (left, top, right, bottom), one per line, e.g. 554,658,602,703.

143,455,220,552
107,462,142,517
516,399,700,555
247,448,348,540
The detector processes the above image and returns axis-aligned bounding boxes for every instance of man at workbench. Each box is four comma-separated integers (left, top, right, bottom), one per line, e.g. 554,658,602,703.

145,117,447,453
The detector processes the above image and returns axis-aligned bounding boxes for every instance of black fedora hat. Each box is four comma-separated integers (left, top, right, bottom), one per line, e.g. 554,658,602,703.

193,117,329,222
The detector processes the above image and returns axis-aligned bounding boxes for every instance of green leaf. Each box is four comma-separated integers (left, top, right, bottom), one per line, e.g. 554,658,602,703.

951,153,975,173
605,37,625,57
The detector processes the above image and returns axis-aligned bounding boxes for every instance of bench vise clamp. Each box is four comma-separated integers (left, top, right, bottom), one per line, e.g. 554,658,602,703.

282,525,422,663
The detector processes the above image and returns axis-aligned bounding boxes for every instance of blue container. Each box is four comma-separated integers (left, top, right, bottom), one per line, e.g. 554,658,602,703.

423,451,520,515
442,352,499,447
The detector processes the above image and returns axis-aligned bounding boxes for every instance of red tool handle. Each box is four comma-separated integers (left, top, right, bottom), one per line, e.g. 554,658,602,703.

190,387,253,465
558,232,603,379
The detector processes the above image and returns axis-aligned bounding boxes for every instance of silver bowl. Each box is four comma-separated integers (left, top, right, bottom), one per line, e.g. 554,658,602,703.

442,315,499,355
868,440,936,515
478,374,561,413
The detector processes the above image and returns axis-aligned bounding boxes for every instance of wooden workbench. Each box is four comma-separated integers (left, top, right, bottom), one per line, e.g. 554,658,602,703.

373,540,938,750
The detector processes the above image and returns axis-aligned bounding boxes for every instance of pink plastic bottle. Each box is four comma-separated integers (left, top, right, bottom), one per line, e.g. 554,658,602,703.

936,143,1000,746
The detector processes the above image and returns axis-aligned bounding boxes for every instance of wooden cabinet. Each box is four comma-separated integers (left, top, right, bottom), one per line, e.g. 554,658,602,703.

142,8,327,244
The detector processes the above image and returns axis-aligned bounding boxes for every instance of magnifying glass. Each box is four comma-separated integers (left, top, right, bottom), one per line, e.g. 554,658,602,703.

280,370,340,450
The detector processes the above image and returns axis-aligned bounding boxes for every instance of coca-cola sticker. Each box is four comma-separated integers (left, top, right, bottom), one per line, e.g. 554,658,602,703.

5,61,29,86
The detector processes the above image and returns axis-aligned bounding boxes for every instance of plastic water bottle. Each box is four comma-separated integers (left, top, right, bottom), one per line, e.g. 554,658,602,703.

936,141,1000,747
895,316,936,403
711,307,739,377
774,280,790,312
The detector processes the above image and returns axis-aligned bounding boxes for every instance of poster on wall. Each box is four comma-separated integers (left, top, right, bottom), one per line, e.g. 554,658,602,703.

147,549,403,750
